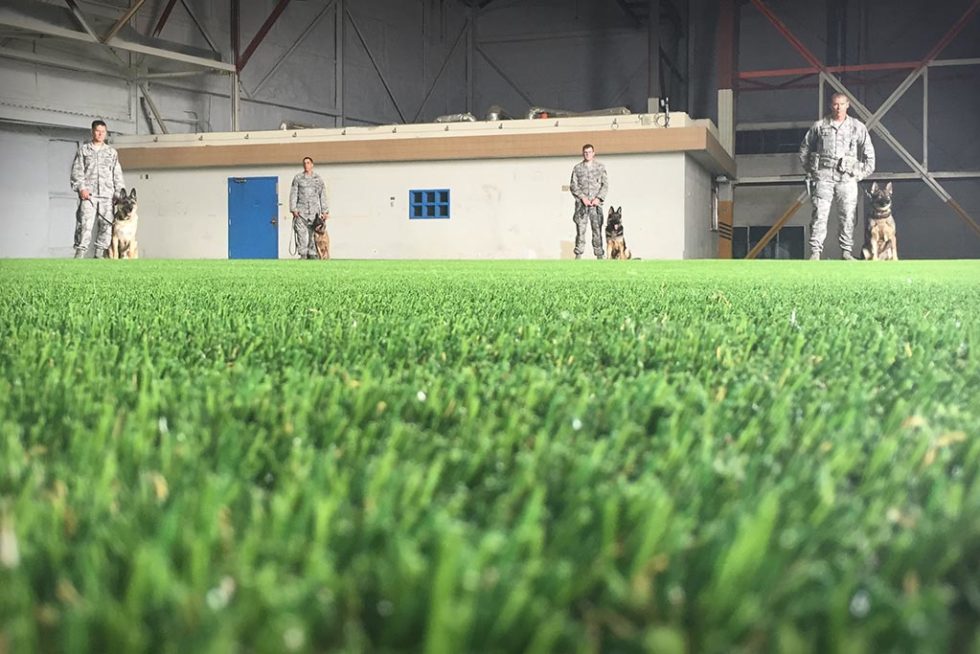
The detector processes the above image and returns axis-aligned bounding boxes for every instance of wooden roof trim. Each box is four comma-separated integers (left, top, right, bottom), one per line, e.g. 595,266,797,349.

118,126,735,177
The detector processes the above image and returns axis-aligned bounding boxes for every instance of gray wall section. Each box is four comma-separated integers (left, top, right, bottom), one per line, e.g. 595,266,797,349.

0,124,87,258
1,0,978,258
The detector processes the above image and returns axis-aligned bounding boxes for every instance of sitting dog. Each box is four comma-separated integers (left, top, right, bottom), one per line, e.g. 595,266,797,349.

604,206,632,260
311,214,330,260
862,182,898,260
107,187,139,259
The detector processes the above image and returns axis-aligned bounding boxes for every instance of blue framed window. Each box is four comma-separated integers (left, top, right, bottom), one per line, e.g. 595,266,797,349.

410,189,450,219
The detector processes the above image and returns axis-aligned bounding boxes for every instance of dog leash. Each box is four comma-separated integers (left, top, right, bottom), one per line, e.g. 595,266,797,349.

288,214,298,256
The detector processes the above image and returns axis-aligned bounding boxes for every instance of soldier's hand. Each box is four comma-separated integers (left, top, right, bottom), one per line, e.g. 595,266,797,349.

79,189,90,201
291,210,300,218
322,212,329,220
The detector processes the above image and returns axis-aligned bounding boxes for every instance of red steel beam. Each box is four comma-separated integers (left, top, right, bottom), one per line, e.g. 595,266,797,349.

748,0,822,69
238,0,292,72
749,0,980,80
920,0,980,64
739,66,973,92
739,60,920,80
151,0,178,37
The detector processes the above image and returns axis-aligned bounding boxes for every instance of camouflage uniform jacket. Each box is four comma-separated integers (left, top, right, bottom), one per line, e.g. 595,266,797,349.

70,142,125,199
570,160,608,204
289,172,328,216
799,115,875,181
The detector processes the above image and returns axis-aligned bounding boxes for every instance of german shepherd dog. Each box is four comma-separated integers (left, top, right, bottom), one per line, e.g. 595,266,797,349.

604,206,632,260
311,215,330,260
107,187,139,259
862,182,898,260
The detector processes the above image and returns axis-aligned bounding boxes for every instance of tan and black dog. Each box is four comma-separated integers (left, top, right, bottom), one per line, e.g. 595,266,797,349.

107,187,139,259
311,215,330,260
604,206,632,260
862,182,898,261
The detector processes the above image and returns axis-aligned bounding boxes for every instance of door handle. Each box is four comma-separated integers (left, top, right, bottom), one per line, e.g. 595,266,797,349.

270,217,278,226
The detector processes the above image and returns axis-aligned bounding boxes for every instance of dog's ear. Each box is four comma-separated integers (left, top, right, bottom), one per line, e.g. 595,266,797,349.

617,206,622,213
870,182,879,193
884,182,892,195
130,188,137,200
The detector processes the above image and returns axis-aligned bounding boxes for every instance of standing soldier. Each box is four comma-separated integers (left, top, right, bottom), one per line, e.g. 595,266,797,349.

70,119,125,258
289,156,329,259
569,143,608,259
799,92,876,260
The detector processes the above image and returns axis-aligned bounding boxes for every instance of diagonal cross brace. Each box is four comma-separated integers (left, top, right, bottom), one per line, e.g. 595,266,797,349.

746,0,980,259
412,19,470,123
346,7,407,123
250,0,338,97
63,0,169,133
238,0,292,72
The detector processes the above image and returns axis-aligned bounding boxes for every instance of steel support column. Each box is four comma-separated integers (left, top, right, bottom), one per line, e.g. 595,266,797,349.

231,0,240,67
335,0,344,126
717,0,736,155
647,0,661,113
466,6,475,114
231,0,239,130
922,66,928,170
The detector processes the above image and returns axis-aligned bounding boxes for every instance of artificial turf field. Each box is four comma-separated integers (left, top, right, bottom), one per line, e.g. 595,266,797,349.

0,259,978,653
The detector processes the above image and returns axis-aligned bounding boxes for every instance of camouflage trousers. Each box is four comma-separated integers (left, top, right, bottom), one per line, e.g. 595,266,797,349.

293,213,316,259
74,196,113,258
809,175,858,257
573,204,604,258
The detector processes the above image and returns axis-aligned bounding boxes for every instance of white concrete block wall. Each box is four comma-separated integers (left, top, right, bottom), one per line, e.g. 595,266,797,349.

0,126,85,258
126,152,705,260
683,155,716,259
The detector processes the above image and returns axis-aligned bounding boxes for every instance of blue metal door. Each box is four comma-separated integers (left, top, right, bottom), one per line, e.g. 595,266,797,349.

228,176,278,259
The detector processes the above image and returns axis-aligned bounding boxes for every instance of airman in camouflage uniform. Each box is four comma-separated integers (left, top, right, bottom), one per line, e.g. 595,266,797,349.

570,144,608,259
70,119,125,258
289,156,329,259
799,93,875,260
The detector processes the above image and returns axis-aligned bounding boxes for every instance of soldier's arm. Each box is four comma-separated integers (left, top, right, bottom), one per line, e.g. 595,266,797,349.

289,175,299,212
597,165,608,203
319,177,328,215
70,146,85,193
799,125,816,174
112,152,125,193
569,167,582,200
857,126,876,180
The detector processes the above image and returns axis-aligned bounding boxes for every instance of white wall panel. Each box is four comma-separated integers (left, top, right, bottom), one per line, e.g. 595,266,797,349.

125,151,701,261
